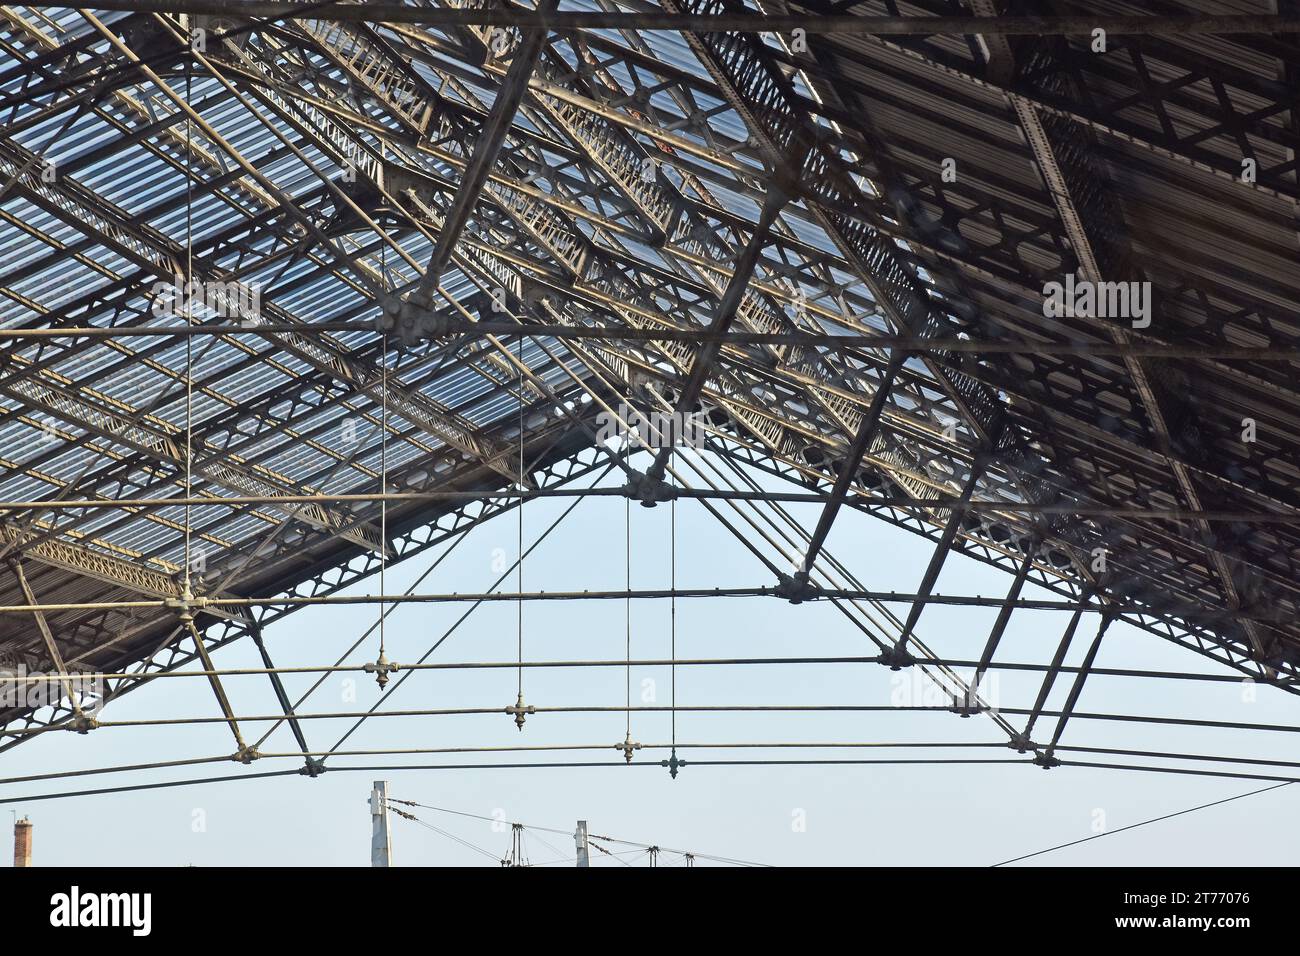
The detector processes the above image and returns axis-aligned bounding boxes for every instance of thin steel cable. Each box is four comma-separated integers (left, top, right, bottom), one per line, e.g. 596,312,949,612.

183,56,194,600
10,757,1290,808
0,743,1079,786
626,489,631,739
587,837,634,866
671,450,677,750
394,809,502,863
379,332,388,658
992,781,1294,866
517,332,524,698
391,799,770,866
379,244,389,659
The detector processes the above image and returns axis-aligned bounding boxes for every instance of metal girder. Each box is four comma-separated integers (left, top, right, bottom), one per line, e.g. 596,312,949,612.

0,134,393,555
556,297,1279,681
0,7,277,208
261,15,868,484
0,520,249,629
889,460,987,664
0,74,519,499
711,2,1299,665
663,0,1003,442
667,0,1107,619
414,0,559,297
643,181,794,486
1018,599,1090,748
970,541,1037,699
0,426,609,747
966,8,1273,663
782,353,906,592
182,614,251,758
159,19,527,486
9,558,89,724
774,0,1300,206
25,2,1300,35
2,2,1299,778
712,437,1293,684
0,339,387,555
526,298,1297,652
1041,613,1117,767
1,522,182,599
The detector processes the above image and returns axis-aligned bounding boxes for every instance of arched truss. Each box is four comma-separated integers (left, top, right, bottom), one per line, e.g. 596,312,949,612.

1,1,1300,787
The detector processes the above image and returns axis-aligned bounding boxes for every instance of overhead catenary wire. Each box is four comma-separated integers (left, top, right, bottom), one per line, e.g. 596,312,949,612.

991,782,1294,866
13,737,1300,788
9,755,1300,811
250,502,482,751
388,798,772,867
388,805,503,864
0,742,1016,787
3,462,609,754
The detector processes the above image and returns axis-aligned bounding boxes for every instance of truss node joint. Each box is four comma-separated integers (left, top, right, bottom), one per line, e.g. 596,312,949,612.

377,291,450,347
1007,734,1037,754
775,570,821,604
69,713,99,735
621,469,678,507
164,595,210,622
879,644,917,670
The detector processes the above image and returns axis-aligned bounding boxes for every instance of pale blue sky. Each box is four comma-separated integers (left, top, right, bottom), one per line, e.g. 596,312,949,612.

3,452,1296,866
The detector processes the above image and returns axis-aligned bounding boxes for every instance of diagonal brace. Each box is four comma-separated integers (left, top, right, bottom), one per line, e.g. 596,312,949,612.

180,611,253,761
10,558,93,729
887,454,989,663
249,621,320,776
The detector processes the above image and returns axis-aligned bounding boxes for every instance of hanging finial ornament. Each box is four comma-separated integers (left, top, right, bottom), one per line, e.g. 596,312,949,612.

364,651,397,690
666,747,684,779
618,732,641,764
506,692,534,730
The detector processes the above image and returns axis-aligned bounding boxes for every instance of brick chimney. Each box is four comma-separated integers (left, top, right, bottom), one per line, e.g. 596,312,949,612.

13,816,31,868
